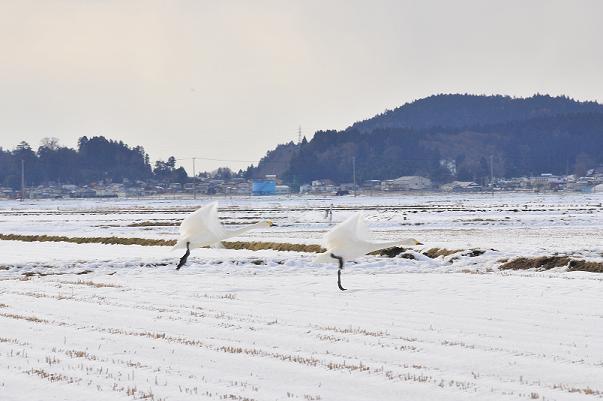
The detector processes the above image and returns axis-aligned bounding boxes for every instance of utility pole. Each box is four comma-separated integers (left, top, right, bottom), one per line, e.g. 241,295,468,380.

489,154,495,195
192,157,197,200
352,156,357,197
489,155,494,185
20,159,25,201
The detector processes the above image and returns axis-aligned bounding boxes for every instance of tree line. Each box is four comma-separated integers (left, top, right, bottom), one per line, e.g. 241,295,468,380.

0,136,187,189
277,113,603,185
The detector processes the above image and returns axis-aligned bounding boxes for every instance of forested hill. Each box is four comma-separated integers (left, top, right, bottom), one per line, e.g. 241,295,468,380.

350,94,603,132
0,136,188,189
248,94,603,185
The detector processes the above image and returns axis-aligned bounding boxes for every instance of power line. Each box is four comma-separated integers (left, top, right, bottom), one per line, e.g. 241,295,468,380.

176,156,259,163
175,124,309,165
192,157,196,200
176,156,291,165
20,159,25,201
352,156,357,197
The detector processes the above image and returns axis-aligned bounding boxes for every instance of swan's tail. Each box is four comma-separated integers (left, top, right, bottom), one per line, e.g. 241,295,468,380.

313,251,336,264
172,238,187,251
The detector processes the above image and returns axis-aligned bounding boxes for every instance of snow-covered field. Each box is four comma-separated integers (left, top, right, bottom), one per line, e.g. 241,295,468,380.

1,193,602,400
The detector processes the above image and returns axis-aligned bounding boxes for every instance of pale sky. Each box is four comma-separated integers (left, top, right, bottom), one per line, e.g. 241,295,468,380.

1,0,602,173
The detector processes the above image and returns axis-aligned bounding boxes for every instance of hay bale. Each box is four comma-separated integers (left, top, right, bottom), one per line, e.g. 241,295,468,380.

567,260,603,273
500,256,570,270
222,241,323,253
0,233,323,253
127,221,178,227
0,233,174,247
423,248,463,258
370,247,407,258
465,249,486,257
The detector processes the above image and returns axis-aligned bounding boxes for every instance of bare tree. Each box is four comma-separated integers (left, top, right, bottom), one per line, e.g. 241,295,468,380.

40,137,60,150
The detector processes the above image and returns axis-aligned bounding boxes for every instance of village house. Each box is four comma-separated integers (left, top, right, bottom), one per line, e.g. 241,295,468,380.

381,176,432,191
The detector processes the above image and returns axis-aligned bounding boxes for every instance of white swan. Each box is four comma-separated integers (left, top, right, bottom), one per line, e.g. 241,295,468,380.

173,202,274,269
313,213,422,290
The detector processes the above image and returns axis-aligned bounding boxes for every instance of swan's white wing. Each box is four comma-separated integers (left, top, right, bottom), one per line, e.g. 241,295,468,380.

180,202,214,234
179,202,227,241
210,241,225,249
352,213,371,241
323,213,370,250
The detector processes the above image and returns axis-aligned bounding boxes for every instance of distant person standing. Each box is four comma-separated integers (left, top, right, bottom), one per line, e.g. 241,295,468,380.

324,203,333,223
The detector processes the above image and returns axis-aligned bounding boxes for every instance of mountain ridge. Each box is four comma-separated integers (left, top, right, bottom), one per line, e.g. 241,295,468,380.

349,93,603,132
248,94,603,184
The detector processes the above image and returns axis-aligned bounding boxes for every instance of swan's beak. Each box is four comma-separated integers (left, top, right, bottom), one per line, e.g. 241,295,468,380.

416,241,423,245
267,220,277,227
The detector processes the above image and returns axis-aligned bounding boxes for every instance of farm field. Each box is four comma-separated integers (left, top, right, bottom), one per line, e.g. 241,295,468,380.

1,193,602,401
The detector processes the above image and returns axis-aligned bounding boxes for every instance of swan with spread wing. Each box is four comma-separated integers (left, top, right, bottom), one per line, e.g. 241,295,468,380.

314,213,422,290
173,202,274,269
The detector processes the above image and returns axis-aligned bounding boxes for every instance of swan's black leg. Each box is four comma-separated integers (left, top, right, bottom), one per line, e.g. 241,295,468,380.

337,269,347,291
331,253,346,291
176,242,190,270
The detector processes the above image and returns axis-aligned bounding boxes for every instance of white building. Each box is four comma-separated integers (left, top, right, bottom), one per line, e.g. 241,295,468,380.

381,176,432,191
310,179,336,193
275,185,290,195
592,183,603,193
440,181,481,192
299,184,312,194
528,174,564,190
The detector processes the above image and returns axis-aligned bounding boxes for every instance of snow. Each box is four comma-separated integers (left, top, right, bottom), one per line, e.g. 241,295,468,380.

1,193,602,400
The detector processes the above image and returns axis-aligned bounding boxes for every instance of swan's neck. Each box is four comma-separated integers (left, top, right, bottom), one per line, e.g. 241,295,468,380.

225,221,267,239
364,240,405,254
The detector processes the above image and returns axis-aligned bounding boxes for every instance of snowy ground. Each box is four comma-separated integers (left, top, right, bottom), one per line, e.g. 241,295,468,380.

1,193,602,400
